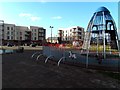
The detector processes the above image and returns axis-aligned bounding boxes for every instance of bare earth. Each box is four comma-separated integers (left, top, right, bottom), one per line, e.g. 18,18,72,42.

2,50,120,88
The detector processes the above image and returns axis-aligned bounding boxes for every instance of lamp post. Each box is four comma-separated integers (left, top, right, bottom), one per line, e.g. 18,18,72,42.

50,26,53,43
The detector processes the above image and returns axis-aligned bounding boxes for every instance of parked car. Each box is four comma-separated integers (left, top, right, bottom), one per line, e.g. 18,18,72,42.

7,43,14,47
30,43,37,47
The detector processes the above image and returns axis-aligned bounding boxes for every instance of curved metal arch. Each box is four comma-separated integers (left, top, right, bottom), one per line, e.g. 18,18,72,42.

31,52,41,58
57,57,65,66
36,54,44,61
45,55,53,63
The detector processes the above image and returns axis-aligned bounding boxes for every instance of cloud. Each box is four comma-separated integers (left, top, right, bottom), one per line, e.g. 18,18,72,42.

30,16,41,21
52,16,62,19
39,0,47,3
19,13,41,21
19,13,31,17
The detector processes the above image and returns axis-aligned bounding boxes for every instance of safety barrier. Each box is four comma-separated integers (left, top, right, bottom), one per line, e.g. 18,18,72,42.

30,46,120,71
42,46,120,71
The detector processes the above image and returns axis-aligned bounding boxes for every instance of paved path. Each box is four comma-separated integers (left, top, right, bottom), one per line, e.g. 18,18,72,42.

2,50,120,88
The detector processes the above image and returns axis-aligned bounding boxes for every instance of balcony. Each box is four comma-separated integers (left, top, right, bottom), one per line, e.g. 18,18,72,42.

72,31,76,33
39,31,44,33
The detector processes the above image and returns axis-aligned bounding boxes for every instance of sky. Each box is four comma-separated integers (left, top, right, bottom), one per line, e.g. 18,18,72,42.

0,2,119,38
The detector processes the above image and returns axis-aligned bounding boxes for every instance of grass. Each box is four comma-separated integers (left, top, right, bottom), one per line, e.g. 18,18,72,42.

89,45,119,52
65,44,119,53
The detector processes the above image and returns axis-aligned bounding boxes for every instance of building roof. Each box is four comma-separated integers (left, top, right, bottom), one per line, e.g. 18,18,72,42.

4,23,15,26
95,6,110,13
30,26,43,28
16,26,28,28
58,26,84,30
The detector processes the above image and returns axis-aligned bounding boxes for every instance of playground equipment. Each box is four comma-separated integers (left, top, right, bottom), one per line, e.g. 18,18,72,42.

82,7,120,63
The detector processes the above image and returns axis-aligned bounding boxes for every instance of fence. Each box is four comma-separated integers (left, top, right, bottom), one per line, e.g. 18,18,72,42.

31,45,120,71
42,46,120,71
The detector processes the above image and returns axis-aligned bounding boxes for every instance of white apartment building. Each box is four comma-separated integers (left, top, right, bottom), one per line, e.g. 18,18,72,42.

2,23,46,45
3,24,29,41
58,26,84,43
4,23,16,40
2,24,30,45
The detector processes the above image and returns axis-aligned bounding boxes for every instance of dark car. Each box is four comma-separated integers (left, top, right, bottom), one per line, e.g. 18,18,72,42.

31,43,37,47
7,43,14,47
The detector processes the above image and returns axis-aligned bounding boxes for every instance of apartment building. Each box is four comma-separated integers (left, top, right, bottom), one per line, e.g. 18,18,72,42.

58,26,84,44
15,26,31,45
2,23,46,46
15,26,30,40
46,37,58,43
30,26,46,45
3,23,16,45
4,23,15,40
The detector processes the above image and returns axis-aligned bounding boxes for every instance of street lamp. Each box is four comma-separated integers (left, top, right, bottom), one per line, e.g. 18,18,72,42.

50,26,53,43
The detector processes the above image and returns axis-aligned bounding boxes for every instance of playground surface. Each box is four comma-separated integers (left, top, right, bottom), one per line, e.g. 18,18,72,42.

2,50,120,88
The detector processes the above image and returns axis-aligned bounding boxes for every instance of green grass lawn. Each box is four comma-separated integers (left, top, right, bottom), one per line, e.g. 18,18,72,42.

89,45,118,52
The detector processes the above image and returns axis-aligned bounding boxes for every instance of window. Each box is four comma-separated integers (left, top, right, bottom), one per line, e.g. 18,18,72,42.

78,28,81,31
20,32,22,35
39,30,43,32
7,27,9,30
79,36,81,39
11,32,13,35
11,36,13,40
66,34,67,37
11,27,13,30
7,31,9,35
7,36,9,40
7,36,10,40
40,37,43,40
20,37,22,40
34,37,36,40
